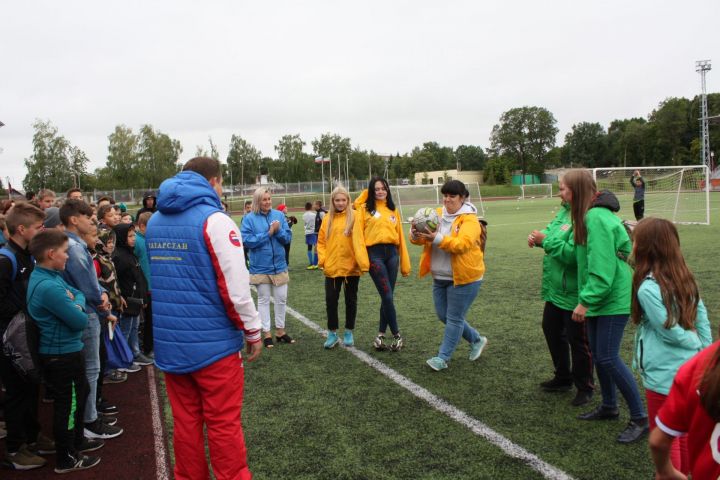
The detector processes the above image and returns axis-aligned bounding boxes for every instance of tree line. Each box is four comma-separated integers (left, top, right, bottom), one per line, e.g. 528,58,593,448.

21,93,719,193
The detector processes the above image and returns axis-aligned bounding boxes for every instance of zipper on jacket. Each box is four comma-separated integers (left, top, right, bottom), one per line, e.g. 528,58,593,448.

638,339,644,371
265,214,278,274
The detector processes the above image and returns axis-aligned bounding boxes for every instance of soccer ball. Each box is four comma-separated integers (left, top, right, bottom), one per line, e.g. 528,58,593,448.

412,207,439,233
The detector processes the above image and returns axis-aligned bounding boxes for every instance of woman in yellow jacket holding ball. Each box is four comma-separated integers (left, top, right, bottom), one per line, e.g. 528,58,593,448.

410,180,488,371
317,187,361,349
353,177,411,352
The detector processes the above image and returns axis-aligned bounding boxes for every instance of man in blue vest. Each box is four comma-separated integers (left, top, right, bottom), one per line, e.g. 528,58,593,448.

147,157,261,480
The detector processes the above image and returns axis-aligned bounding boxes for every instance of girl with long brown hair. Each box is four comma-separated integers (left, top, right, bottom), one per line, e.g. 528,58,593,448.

632,218,712,475
563,169,648,444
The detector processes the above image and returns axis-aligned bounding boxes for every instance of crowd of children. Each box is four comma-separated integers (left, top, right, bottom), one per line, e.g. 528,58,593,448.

0,188,156,473
2,170,719,477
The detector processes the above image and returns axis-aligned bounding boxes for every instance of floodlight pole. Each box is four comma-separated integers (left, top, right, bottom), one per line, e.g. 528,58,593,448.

696,60,712,168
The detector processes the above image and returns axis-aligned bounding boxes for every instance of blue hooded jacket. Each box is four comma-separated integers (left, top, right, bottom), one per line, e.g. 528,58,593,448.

241,209,292,274
146,170,245,374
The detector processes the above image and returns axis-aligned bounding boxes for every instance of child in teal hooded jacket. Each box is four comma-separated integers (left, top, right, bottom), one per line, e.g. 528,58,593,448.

631,218,712,475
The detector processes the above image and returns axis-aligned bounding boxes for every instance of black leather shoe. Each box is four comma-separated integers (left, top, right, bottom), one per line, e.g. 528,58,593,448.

540,377,573,392
571,390,593,407
577,405,619,420
617,419,649,444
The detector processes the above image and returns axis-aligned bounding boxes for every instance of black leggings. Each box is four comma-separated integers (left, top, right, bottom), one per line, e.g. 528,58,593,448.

542,301,594,392
633,200,644,221
325,276,359,331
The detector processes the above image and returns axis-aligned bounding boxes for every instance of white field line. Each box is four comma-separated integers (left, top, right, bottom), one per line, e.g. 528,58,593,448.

148,366,170,480
279,299,576,480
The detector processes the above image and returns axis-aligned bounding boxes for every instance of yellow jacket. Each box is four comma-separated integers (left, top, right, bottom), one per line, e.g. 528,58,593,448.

352,196,411,276
317,210,361,278
411,208,485,286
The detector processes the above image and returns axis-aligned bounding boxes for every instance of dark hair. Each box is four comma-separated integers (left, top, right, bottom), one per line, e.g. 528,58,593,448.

244,200,252,207
183,156,221,181
6,202,45,235
631,218,699,330
66,188,82,198
305,202,313,210
60,199,94,227
441,180,470,198
97,204,115,222
29,229,68,262
25,191,36,201
97,196,115,205
365,176,395,212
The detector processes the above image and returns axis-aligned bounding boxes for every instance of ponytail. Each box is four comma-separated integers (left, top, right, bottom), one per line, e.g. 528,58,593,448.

700,346,720,421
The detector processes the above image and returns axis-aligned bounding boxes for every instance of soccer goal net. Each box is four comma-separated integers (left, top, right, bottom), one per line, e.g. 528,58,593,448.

390,182,485,221
519,183,553,199
592,166,710,225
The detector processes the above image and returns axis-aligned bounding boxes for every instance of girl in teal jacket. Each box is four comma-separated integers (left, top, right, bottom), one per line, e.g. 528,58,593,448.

631,218,712,474
564,169,648,445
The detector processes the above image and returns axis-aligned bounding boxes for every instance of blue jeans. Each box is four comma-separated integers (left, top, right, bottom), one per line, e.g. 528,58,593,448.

81,313,100,423
119,314,141,357
586,315,646,419
367,244,400,335
433,279,482,361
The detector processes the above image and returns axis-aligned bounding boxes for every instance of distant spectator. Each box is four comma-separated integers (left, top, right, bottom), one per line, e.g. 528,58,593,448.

136,192,156,217
66,188,83,201
96,197,114,209
37,189,56,210
119,212,133,224
97,205,120,229
303,202,318,269
43,207,64,230
631,170,645,221
25,191,36,202
135,212,153,355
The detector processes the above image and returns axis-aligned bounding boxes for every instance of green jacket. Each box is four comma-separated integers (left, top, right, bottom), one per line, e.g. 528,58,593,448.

27,266,88,355
576,199,632,317
633,277,712,394
540,203,577,311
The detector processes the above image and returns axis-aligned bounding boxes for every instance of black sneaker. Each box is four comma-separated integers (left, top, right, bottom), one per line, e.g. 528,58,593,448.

78,438,105,453
54,452,101,474
390,334,404,352
97,400,119,416
617,418,649,444
540,377,573,392
84,419,123,439
577,405,620,421
102,416,118,427
571,390,593,407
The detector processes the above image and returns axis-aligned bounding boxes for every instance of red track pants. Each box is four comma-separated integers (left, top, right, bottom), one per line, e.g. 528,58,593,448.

165,353,251,480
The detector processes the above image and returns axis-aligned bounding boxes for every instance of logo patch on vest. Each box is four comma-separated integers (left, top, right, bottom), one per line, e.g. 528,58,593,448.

560,223,570,231
389,215,396,224
229,231,242,247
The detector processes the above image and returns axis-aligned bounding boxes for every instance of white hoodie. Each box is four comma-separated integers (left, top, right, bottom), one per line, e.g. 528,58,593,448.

430,202,478,280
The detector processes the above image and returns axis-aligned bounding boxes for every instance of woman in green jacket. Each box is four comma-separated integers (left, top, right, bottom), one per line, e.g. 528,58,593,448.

564,169,648,444
529,178,593,406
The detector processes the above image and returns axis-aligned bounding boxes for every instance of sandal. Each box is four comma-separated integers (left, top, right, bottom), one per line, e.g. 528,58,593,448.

263,337,274,348
275,334,296,344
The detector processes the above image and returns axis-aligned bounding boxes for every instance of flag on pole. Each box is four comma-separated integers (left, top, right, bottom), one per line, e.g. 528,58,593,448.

314,156,330,164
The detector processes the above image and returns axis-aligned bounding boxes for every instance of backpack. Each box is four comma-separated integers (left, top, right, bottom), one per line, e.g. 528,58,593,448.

314,209,326,233
0,247,42,383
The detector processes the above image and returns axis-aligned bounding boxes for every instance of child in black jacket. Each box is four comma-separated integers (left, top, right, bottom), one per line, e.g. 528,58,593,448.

112,224,152,367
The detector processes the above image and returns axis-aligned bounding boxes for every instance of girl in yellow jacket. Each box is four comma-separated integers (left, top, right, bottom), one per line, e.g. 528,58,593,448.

317,187,361,349
352,177,411,352
410,180,487,371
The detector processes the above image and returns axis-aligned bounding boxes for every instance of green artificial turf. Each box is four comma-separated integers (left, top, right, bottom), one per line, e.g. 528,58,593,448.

162,193,719,480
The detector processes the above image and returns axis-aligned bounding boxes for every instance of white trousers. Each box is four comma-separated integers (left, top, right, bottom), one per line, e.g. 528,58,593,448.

256,283,288,332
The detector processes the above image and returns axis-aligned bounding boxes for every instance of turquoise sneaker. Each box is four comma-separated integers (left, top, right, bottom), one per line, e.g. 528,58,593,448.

343,330,354,347
426,356,448,371
469,336,488,361
324,331,339,349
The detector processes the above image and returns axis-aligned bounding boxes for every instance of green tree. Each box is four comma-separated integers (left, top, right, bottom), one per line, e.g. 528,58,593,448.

483,156,513,185
274,134,307,183
562,122,609,168
490,106,558,181
311,133,353,184
227,135,262,188
135,125,183,188
454,145,486,171
23,119,86,192
606,118,649,167
106,125,139,188
648,97,693,165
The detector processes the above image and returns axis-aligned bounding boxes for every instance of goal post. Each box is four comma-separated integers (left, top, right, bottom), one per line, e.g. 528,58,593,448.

592,165,710,225
390,182,485,221
520,183,553,199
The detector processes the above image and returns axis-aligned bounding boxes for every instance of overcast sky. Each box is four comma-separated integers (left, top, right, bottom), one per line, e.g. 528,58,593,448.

2,0,718,188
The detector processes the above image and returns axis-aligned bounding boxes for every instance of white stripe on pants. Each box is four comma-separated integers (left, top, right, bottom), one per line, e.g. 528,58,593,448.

256,283,288,332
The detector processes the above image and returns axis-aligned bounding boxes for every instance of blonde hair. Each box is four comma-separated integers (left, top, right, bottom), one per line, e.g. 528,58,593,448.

326,186,354,238
251,187,272,214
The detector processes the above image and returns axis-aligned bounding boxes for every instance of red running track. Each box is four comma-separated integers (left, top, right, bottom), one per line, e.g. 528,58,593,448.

1,365,170,479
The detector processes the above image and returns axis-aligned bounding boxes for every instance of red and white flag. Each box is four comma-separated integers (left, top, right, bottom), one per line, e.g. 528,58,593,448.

314,156,330,164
